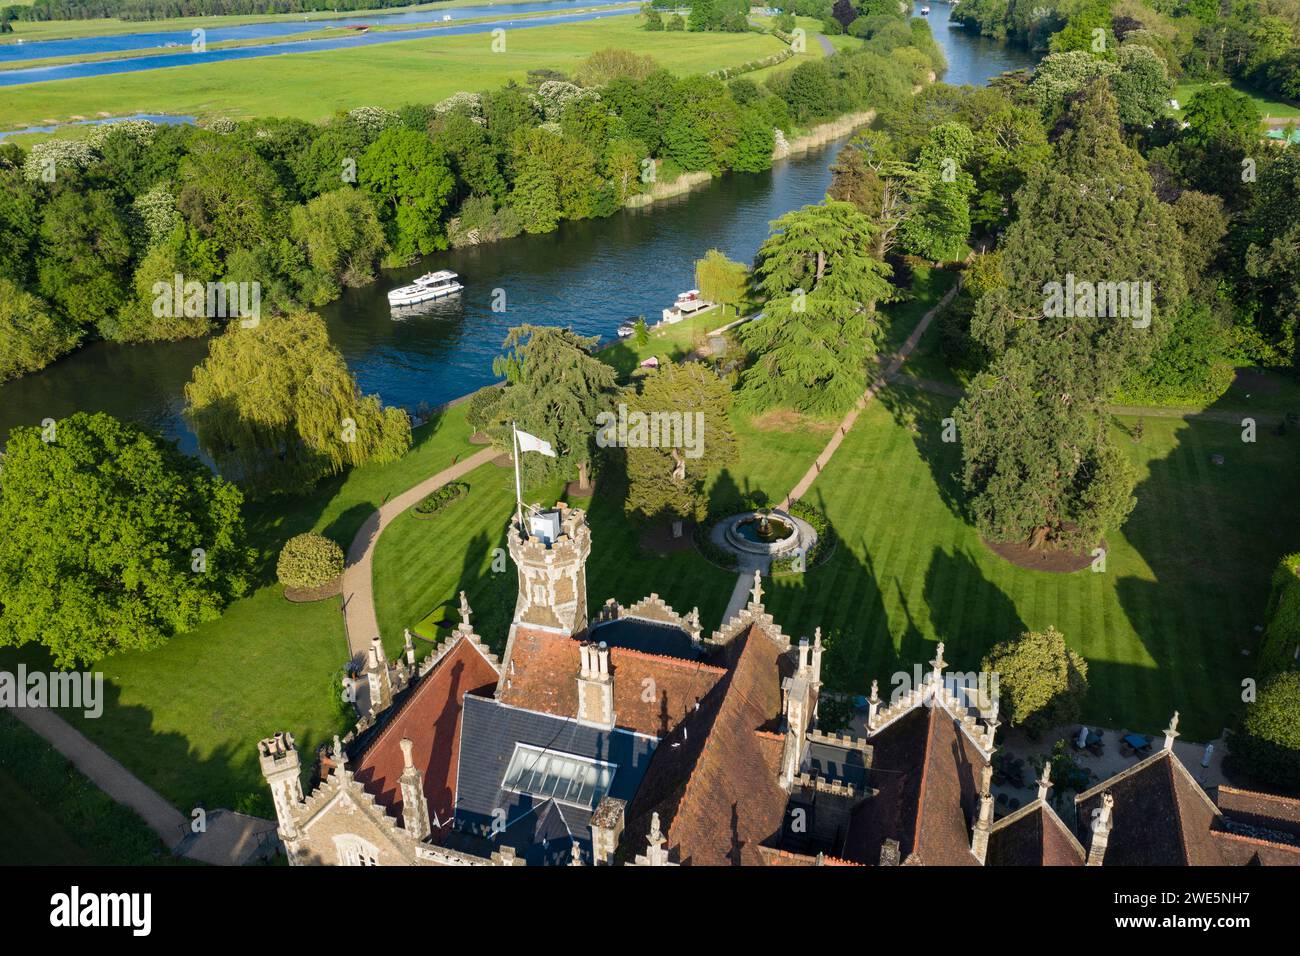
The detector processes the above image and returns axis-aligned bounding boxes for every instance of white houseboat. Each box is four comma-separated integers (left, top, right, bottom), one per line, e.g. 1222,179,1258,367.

387,270,463,308
661,289,713,324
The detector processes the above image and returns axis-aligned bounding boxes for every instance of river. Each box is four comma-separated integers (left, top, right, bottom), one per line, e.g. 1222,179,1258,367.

0,8,1034,456
0,6,635,87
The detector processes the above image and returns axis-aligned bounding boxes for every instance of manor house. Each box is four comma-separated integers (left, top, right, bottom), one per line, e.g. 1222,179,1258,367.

259,503,1300,866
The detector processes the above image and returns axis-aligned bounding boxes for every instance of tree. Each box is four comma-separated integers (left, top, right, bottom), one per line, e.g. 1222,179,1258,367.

37,189,133,337
185,313,411,496
359,127,456,262
0,412,252,666
899,121,976,262
0,167,39,285
622,362,738,526
957,83,1184,549
1229,672,1300,791
0,278,80,382
491,325,617,489
982,627,1089,735
289,188,388,303
695,249,748,318
738,201,894,414
177,133,285,258
1239,148,1300,366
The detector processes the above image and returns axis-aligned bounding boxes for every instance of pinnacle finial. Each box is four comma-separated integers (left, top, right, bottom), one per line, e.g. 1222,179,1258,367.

459,590,472,628
333,735,347,774
749,568,763,607
569,843,583,866
869,679,880,704
1037,760,1054,801
649,811,664,848
813,626,822,647
930,641,946,675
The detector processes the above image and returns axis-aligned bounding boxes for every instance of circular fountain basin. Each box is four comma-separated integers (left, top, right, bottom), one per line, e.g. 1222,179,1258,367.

722,509,803,556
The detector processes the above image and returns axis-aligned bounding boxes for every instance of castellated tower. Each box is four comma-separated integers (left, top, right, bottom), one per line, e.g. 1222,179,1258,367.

500,503,591,682
507,502,591,634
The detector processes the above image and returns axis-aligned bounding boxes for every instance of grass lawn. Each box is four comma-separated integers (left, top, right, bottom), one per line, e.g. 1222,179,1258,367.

0,710,184,864
0,403,480,816
0,16,794,128
763,391,1300,742
1174,80,1300,120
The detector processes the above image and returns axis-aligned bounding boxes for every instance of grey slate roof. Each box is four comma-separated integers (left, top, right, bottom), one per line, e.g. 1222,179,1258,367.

589,617,705,660
454,693,658,863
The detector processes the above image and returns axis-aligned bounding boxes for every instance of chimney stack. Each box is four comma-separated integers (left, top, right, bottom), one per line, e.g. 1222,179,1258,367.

397,737,432,841
576,641,615,730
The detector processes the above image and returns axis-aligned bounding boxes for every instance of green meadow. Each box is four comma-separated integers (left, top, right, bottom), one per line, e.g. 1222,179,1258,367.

0,16,823,129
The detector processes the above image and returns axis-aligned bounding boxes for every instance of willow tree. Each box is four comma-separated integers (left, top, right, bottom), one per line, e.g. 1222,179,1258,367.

621,362,737,528
956,82,1184,549
185,312,411,496
491,324,616,489
694,249,748,319
738,200,894,415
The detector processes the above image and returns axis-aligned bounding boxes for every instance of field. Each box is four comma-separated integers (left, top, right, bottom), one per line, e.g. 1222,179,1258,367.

0,16,824,129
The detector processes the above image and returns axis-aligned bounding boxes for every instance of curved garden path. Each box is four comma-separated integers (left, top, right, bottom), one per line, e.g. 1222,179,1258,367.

341,446,498,662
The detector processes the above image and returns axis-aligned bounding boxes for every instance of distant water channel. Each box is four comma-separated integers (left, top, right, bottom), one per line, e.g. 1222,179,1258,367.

0,6,1035,456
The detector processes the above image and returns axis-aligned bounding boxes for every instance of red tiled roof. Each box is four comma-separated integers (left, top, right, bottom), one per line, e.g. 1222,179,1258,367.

1075,751,1226,865
1215,785,1300,838
843,706,987,866
497,627,725,738
987,802,1086,866
351,637,499,839
622,623,794,865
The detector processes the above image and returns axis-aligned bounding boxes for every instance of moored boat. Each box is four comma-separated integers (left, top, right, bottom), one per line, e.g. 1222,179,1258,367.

387,270,463,308
661,289,713,324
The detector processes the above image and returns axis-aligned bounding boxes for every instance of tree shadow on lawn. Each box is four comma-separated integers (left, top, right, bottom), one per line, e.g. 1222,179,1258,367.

874,379,968,521
1110,407,1300,741
417,529,515,659
922,544,1027,667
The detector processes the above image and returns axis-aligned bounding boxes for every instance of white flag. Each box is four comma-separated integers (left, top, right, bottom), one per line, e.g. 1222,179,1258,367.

515,428,557,458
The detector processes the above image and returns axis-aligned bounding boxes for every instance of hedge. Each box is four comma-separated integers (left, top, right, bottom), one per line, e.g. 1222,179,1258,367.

1259,552,1300,677
413,481,469,518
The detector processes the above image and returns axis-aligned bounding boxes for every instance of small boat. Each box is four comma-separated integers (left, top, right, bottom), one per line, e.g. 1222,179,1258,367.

661,289,713,324
388,270,463,307
920,5,931,14
617,322,637,338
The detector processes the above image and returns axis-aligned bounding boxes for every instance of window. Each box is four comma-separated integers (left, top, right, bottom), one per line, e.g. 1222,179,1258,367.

334,834,379,866
502,744,616,809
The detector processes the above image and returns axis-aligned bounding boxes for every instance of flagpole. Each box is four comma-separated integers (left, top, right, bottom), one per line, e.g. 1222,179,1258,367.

511,421,525,539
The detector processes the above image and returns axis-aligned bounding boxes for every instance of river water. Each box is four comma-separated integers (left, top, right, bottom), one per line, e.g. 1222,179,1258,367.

0,7,1033,455
0,1,602,63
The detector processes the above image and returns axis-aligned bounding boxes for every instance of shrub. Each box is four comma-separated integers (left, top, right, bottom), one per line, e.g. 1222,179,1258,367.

1229,672,1300,791
413,481,469,518
277,533,345,590
771,499,837,574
